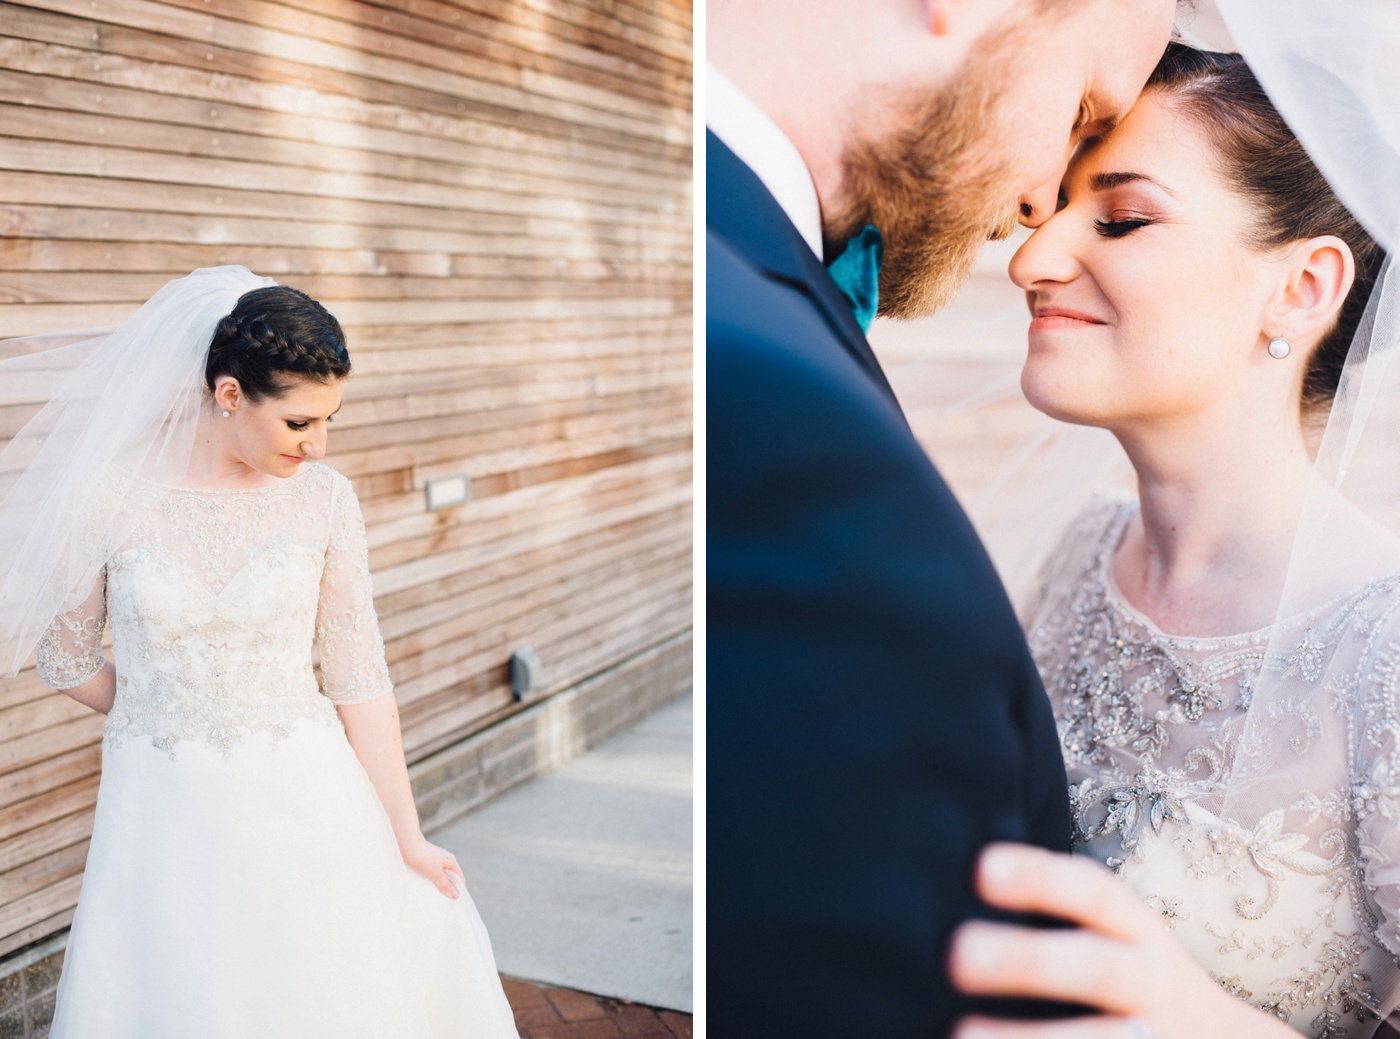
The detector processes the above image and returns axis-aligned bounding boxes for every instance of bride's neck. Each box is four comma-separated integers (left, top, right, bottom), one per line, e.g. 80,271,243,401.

1112,407,1314,637
182,409,277,489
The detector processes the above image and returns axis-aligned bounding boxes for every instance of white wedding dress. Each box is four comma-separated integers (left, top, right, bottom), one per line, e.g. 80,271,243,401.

1028,498,1400,1039
34,461,520,1039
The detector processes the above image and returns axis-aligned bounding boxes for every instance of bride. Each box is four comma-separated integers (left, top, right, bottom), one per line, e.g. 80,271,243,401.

0,267,520,1037
946,43,1400,1039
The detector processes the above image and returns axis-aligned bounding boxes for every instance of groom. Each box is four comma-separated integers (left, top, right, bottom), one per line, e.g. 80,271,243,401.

708,0,1176,1035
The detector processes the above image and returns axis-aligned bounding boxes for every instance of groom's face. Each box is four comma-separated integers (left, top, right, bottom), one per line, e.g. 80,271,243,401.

829,0,1176,321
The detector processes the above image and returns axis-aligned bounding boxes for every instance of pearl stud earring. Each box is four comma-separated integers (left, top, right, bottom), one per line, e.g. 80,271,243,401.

1268,337,1292,359
221,410,231,418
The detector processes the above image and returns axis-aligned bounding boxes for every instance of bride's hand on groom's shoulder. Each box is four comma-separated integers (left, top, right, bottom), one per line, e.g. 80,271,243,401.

947,844,1295,1039
398,835,465,899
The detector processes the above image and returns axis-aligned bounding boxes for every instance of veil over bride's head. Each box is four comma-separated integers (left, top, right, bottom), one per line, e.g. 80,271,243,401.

1190,0,1400,882
0,266,276,677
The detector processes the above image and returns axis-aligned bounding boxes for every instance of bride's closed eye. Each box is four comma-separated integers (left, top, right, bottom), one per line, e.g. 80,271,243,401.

1094,216,1154,238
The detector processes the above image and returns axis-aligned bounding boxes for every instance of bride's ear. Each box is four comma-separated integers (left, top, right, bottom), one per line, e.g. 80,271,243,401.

211,375,243,414
1267,236,1355,348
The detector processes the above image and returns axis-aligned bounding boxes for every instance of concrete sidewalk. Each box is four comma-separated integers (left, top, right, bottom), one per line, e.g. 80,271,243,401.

436,692,693,1015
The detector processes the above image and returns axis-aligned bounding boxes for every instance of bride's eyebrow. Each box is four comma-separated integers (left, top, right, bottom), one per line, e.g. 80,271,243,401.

288,403,343,421
1090,171,1176,197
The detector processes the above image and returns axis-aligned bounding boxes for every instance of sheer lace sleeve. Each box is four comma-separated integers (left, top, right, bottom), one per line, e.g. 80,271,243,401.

315,475,394,706
35,570,107,690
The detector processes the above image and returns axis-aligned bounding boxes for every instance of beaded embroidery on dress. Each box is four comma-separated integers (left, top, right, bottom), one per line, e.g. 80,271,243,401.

35,462,519,1039
40,461,392,757
1027,497,1400,1039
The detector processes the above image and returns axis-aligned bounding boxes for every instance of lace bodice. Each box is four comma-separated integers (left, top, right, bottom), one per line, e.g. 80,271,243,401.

1028,499,1400,1039
35,462,392,757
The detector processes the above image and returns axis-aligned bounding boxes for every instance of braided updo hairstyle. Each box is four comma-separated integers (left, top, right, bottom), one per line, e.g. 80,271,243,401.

205,286,351,403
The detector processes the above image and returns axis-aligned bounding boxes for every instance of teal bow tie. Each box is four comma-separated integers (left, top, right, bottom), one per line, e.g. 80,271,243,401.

826,225,883,334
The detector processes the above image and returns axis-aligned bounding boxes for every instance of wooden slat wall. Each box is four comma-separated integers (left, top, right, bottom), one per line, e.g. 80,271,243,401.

0,0,692,957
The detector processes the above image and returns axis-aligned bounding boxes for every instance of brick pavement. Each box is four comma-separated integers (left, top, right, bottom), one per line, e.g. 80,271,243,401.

502,977,692,1039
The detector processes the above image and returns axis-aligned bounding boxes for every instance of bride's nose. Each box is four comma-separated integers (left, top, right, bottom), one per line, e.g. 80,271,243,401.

299,436,325,461
1008,213,1079,292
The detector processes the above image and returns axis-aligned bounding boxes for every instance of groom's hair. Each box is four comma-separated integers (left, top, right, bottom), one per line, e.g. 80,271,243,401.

205,286,352,403
1144,43,1384,414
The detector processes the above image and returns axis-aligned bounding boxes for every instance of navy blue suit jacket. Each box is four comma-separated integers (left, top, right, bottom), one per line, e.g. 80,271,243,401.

707,131,1073,1037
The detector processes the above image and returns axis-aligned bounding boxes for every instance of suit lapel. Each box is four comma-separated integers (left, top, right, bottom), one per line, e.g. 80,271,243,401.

706,132,899,405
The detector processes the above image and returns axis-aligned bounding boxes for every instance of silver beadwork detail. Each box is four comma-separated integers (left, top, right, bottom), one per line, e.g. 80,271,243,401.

1025,498,1400,1037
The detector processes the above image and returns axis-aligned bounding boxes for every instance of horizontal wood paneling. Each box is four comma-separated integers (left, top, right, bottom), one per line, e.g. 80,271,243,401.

0,0,691,955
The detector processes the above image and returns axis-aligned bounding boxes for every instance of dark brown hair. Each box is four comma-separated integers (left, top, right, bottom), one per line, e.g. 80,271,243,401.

205,286,351,404
1146,43,1384,411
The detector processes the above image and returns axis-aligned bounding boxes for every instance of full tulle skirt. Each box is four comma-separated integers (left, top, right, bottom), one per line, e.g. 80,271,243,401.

48,720,519,1039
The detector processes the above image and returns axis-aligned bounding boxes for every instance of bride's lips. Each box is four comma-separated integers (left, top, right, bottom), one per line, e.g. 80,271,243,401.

282,455,306,465
1029,306,1109,333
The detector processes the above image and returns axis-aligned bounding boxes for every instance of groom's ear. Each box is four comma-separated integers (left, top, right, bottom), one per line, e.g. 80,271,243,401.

1270,236,1355,345
924,0,1024,41
926,0,953,36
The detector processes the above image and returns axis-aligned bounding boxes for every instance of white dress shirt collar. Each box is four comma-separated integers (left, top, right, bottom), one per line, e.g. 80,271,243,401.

706,63,825,262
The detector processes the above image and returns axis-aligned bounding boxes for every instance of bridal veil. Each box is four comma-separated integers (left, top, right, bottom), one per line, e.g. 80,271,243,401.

1202,0,1400,947
0,266,276,677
